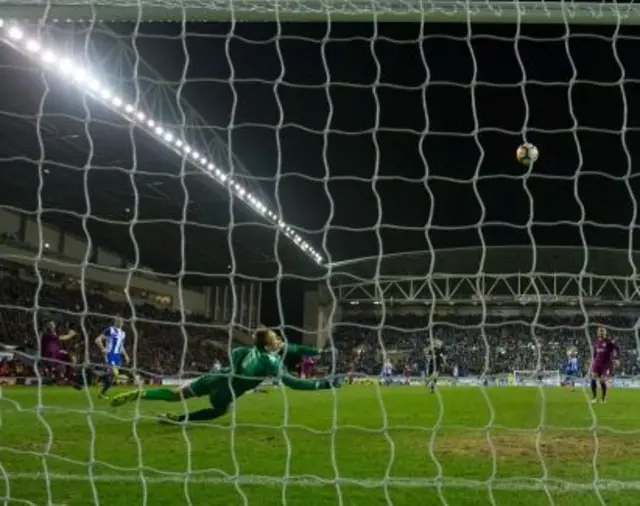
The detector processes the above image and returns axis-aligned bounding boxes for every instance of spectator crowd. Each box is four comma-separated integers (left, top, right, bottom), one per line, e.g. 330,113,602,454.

1,263,639,381
0,266,239,378
319,313,640,378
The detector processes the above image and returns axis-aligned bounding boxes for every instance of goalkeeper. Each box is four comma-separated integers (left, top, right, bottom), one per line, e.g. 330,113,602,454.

259,333,320,391
110,327,344,423
204,329,321,393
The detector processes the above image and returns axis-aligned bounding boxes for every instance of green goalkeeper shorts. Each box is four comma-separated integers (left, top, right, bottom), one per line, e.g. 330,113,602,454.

187,374,223,397
187,374,234,407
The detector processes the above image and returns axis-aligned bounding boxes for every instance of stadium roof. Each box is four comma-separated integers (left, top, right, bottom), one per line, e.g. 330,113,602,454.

329,245,640,281
0,27,325,283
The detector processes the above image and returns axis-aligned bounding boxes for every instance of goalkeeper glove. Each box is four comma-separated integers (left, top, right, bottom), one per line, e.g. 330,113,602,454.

320,374,346,389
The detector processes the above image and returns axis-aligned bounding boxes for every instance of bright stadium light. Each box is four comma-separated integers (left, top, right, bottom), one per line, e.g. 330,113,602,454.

73,69,92,85
100,88,112,101
88,79,101,91
25,40,40,53
59,58,74,74
8,26,22,40
0,21,324,265
41,50,56,63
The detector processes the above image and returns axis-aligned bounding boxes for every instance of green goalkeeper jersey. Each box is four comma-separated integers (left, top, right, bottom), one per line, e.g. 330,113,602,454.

233,346,322,392
279,343,318,358
188,345,328,406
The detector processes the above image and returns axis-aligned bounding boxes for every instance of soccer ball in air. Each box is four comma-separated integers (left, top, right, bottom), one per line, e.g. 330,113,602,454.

516,143,539,165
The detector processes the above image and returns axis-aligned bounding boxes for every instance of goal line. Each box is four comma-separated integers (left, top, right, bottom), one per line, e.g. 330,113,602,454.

5,471,640,493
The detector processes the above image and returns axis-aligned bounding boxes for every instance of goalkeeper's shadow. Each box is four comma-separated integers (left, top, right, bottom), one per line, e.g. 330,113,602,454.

149,414,228,433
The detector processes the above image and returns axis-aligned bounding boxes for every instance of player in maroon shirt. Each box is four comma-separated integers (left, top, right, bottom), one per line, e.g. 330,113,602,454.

41,321,76,380
300,356,314,379
404,363,412,385
590,326,619,403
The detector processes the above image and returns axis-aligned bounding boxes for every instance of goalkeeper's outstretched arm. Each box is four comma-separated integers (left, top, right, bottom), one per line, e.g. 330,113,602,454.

279,371,344,391
280,342,319,357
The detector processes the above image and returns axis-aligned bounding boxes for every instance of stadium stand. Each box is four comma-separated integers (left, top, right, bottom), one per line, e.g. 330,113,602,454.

3,237,640,386
3,264,639,384
0,263,244,380
306,246,640,382
319,314,639,378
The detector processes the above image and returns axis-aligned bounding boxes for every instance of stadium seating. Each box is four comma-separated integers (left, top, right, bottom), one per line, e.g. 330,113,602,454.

0,270,239,377
1,265,637,380
322,314,639,377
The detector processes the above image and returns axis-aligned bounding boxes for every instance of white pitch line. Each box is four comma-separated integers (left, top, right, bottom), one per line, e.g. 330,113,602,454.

5,472,640,493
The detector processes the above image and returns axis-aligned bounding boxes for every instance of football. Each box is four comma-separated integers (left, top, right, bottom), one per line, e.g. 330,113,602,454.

516,142,539,165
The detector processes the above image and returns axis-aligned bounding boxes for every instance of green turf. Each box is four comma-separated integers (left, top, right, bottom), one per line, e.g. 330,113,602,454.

2,385,640,505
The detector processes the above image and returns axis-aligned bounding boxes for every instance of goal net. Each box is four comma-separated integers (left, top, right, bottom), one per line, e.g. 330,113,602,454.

1,1,639,505
513,370,561,387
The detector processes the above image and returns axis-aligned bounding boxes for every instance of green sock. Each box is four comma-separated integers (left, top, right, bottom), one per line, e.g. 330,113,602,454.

141,388,178,401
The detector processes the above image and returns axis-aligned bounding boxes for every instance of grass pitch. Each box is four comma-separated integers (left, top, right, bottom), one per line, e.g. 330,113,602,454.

2,384,640,505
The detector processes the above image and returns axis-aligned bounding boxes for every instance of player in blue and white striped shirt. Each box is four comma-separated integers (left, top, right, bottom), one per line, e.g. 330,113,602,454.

381,360,393,386
95,317,129,399
564,347,579,391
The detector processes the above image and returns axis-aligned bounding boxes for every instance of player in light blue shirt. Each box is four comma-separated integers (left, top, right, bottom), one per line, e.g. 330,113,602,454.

564,347,579,391
95,317,129,399
381,360,393,386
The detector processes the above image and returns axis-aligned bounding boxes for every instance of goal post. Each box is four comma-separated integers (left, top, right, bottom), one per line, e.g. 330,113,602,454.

3,0,640,503
3,1,640,24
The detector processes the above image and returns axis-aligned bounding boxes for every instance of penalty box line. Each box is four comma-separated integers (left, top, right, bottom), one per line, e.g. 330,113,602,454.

4,472,640,492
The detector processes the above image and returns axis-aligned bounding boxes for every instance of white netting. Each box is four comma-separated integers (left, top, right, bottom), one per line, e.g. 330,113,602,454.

1,4,640,506
513,370,561,387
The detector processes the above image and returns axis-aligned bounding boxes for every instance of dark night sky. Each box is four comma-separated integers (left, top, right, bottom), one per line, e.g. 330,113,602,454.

102,20,640,258
2,20,640,334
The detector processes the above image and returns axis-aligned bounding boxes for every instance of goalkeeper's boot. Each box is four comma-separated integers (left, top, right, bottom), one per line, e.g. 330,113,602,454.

157,413,182,425
110,390,142,407
323,374,346,389
98,393,111,400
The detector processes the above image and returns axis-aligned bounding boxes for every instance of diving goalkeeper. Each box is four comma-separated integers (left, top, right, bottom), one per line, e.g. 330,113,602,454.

110,327,344,423
203,330,321,392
